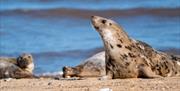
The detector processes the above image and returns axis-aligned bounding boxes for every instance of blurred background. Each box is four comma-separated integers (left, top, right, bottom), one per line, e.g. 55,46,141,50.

0,0,180,74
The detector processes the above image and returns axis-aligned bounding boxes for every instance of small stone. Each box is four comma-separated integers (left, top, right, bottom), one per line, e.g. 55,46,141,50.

48,82,52,85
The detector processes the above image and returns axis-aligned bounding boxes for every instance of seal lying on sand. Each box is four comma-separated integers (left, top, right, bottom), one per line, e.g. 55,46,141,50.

63,51,105,78
0,53,34,79
91,16,180,79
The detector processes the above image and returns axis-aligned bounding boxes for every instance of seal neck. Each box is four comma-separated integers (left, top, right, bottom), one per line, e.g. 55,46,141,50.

99,26,133,60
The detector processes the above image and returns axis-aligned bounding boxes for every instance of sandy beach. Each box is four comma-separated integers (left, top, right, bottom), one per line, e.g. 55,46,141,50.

0,77,180,91
1,1,180,91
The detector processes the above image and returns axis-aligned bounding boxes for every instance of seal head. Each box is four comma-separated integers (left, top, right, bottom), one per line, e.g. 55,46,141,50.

17,53,34,73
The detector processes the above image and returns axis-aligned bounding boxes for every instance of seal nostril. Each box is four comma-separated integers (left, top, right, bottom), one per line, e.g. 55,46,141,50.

95,26,99,30
91,16,94,18
102,20,106,24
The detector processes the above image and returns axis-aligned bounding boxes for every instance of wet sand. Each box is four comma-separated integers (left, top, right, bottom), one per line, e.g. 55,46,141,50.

0,77,180,91
1,8,180,18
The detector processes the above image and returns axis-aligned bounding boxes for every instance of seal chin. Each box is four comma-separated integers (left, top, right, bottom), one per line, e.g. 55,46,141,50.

91,16,96,26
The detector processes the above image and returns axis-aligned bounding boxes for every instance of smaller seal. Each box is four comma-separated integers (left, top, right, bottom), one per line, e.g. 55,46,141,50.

63,51,105,78
0,53,34,79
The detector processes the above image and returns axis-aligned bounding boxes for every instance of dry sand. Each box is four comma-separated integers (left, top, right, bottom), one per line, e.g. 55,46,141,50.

0,77,180,91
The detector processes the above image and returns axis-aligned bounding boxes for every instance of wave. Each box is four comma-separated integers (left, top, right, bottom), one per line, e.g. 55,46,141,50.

1,46,179,59
0,47,103,58
32,47,104,58
1,8,180,18
35,71,63,78
33,47,180,58
159,48,180,55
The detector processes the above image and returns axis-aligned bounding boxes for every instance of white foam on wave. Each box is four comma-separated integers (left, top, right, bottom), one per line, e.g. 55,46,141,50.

35,71,63,77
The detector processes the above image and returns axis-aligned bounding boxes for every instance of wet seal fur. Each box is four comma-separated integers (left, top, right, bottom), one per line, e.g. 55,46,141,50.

0,53,34,79
63,51,105,78
91,16,180,79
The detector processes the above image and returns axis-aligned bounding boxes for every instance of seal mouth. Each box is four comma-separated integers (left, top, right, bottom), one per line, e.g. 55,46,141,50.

91,16,99,24
91,16,102,31
91,16,96,25
94,26,99,30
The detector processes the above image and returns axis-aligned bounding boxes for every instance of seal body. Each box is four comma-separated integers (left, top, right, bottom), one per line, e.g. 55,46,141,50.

63,51,105,78
0,53,34,79
91,16,180,79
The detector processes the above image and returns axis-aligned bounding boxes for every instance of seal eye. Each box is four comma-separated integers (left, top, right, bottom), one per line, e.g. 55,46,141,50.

28,55,31,58
109,23,112,26
101,20,106,24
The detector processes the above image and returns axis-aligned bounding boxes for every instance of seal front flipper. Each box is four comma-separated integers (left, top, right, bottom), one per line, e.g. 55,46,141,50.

13,68,34,79
138,65,162,78
99,70,113,80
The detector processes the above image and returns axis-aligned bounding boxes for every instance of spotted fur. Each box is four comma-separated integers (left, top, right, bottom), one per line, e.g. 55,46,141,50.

63,51,105,78
91,16,180,79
